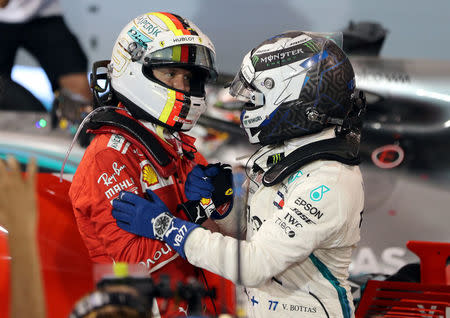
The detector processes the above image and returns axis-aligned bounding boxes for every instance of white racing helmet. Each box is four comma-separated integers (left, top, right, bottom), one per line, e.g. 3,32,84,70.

109,12,217,131
230,31,358,145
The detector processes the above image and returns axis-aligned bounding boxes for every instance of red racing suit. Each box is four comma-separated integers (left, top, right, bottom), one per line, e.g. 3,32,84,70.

69,112,217,317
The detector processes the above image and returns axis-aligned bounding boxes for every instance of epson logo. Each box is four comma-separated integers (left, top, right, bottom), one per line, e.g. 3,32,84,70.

294,197,323,219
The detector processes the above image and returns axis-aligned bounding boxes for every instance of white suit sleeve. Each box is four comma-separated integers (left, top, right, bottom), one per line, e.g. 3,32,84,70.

213,203,247,239
184,171,349,287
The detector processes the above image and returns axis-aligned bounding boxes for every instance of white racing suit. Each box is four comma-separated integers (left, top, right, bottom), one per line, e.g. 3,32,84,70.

184,129,364,317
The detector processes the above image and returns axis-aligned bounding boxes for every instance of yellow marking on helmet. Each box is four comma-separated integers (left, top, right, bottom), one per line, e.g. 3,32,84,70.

159,89,176,124
150,13,184,36
149,13,182,61
172,45,181,62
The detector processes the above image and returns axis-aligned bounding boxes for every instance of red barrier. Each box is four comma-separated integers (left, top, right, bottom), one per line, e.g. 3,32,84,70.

356,241,450,318
0,174,94,318
407,241,450,285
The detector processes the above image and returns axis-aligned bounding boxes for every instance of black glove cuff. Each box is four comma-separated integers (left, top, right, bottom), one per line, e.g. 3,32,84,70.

178,200,209,225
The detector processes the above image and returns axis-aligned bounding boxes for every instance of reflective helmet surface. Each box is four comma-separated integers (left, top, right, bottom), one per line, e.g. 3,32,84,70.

229,31,356,145
109,12,217,131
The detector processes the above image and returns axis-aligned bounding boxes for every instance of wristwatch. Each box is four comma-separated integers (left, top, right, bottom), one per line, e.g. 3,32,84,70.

151,212,173,240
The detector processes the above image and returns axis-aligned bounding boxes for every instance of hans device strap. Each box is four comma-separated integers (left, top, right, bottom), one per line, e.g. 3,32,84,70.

85,109,171,167
262,137,360,187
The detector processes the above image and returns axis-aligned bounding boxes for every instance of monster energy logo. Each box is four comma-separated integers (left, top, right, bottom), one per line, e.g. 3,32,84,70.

304,40,320,53
253,46,308,71
272,153,282,163
252,55,259,66
267,152,285,165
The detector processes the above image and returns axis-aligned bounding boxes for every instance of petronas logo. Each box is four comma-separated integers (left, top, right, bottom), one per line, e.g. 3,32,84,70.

304,40,320,53
252,55,259,66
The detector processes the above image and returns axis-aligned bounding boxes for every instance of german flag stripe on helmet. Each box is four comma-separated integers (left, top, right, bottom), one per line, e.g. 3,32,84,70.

159,89,176,124
159,90,185,127
172,45,181,62
170,45,188,63
150,12,191,62
172,13,198,36
166,93,184,126
180,45,189,63
151,12,191,36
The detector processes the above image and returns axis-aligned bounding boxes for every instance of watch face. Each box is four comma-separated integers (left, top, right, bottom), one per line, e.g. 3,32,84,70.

152,213,172,240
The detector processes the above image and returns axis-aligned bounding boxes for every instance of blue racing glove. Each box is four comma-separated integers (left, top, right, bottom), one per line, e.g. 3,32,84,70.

112,189,199,258
182,163,234,224
185,164,220,201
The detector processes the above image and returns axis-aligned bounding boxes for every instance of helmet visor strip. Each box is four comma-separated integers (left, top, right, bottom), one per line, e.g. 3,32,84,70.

146,45,217,82
229,71,264,107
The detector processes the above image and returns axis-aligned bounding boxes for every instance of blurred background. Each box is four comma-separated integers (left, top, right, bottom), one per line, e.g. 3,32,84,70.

15,0,450,77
